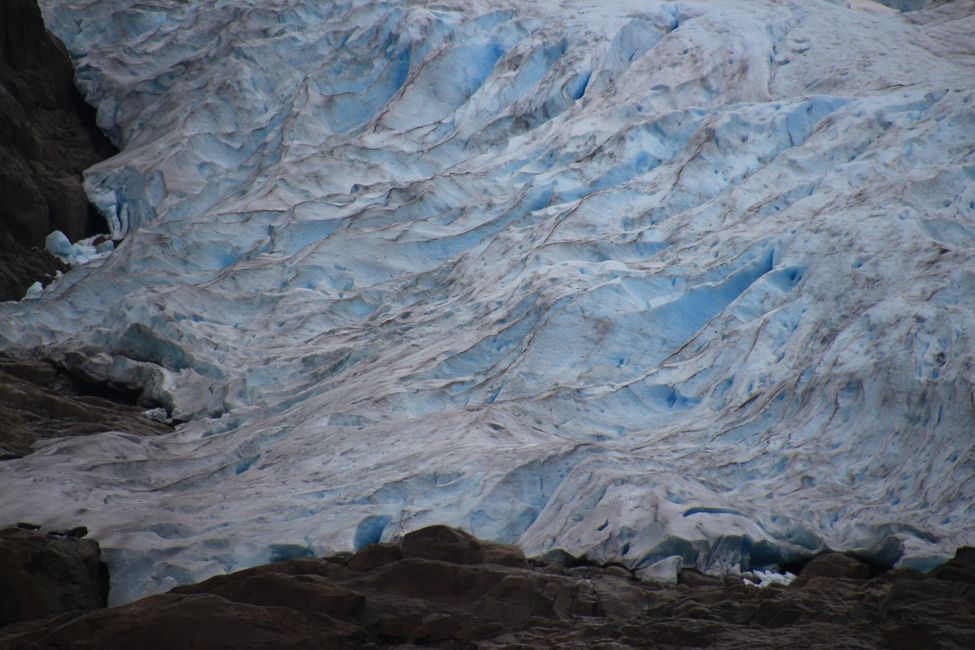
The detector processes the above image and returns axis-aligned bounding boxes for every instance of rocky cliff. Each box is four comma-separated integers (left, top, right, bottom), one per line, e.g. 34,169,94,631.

0,0,116,301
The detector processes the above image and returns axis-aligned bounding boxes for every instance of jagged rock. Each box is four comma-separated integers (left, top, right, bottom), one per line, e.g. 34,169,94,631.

930,546,975,585
0,236,66,303
877,550,975,650
0,527,108,627
0,355,172,460
2,530,974,649
0,0,116,301
589,574,647,620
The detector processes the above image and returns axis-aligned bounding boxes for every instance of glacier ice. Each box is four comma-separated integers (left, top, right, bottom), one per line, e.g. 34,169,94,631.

0,0,973,605
45,230,115,266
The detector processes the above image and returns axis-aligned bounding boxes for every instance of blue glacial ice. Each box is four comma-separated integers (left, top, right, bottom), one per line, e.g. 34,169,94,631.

0,0,973,605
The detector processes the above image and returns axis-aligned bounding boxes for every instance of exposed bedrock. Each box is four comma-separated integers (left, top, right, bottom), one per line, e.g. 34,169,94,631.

0,1,154,458
1,526,973,649
0,0,116,301
0,355,172,460
0,526,108,628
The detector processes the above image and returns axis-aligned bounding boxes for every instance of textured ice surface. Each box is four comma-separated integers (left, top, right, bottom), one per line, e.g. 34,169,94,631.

45,230,114,266
1,0,973,605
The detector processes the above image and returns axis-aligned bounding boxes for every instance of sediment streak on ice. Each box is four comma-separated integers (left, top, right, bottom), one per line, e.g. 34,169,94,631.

0,0,973,604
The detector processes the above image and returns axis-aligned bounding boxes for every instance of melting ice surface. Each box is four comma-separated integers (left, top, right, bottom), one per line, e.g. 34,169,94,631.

1,0,974,604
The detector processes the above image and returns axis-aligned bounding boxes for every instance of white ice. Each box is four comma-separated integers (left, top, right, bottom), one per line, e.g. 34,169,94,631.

45,230,115,266
0,0,973,605
742,570,797,588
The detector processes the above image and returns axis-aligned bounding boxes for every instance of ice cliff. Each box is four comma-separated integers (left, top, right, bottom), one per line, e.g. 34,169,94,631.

1,0,973,605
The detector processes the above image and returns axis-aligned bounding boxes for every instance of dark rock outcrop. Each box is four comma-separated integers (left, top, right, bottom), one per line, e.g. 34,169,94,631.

796,551,872,581
0,527,108,628
2,526,973,649
399,525,529,568
0,0,117,302
0,355,172,460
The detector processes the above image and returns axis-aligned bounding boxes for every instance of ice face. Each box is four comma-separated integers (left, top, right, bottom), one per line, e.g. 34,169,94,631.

2,0,973,605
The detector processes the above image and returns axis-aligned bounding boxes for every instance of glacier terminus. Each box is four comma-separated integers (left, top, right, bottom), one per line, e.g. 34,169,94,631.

1,0,974,605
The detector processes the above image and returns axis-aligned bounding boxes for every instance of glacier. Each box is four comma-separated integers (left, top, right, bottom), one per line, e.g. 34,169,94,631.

1,0,973,605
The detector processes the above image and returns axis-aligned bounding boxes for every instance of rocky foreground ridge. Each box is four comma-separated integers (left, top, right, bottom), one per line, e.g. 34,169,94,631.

1,524,973,649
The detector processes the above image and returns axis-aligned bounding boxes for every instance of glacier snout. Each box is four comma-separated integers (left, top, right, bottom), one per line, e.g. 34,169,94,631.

1,0,973,604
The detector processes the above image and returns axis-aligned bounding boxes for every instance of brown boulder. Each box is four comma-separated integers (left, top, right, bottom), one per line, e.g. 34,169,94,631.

799,552,871,580
400,524,527,568
0,527,108,627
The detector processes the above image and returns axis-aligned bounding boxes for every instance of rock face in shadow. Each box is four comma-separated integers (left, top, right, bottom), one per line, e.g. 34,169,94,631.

0,527,108,628
1,525,973,649
0,355,172,460
0,3,166,461
0,0,117,301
